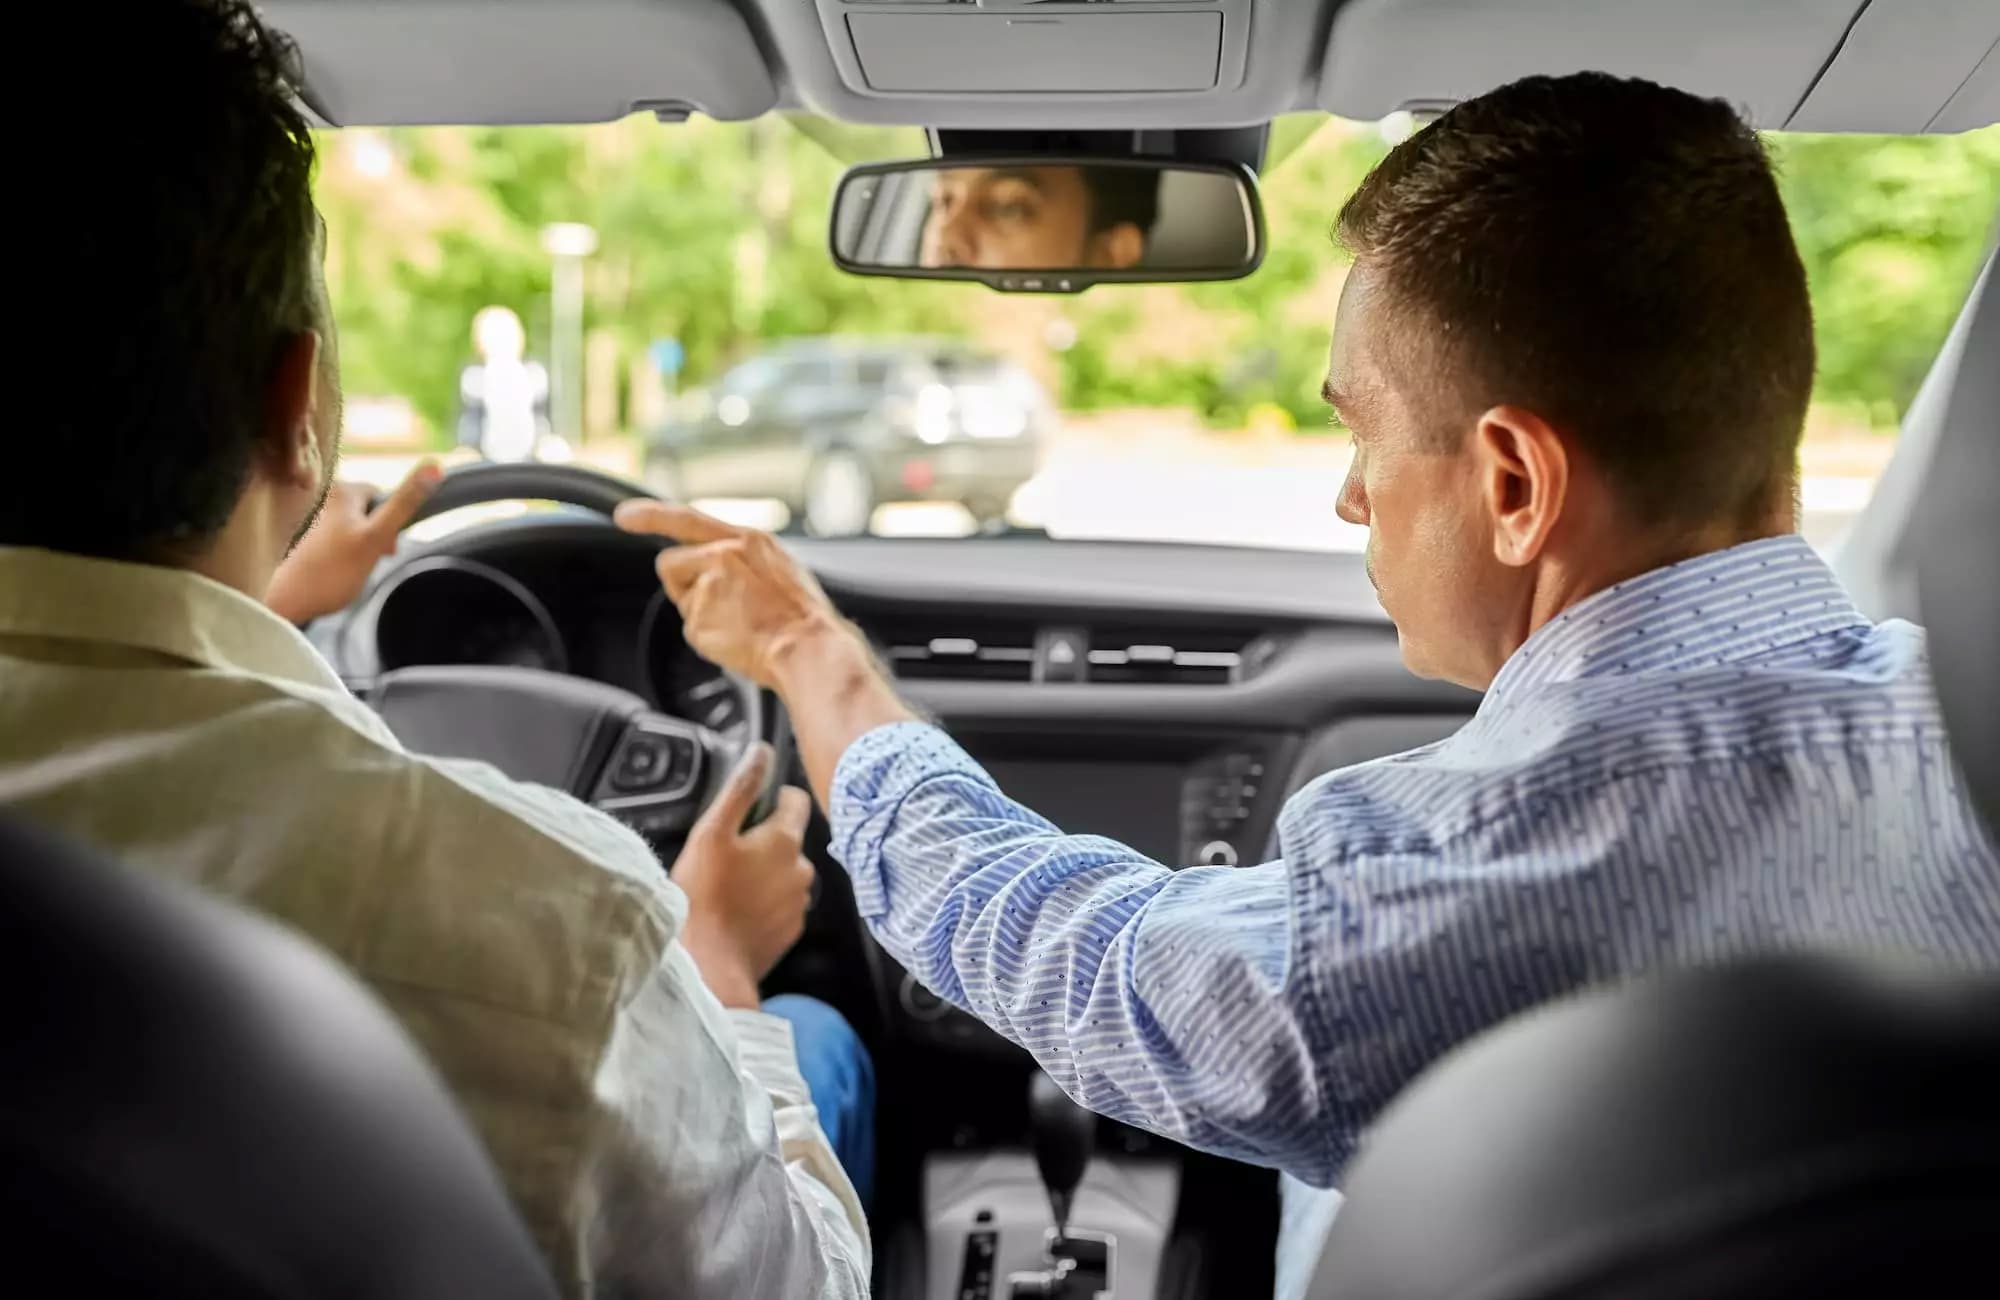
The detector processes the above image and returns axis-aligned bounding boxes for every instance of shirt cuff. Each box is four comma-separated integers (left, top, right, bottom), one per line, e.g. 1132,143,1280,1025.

724,1008,812,1111
827,721,994,868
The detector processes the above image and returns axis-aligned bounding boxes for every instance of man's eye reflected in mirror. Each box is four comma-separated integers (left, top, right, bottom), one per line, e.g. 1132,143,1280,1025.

919,165,1152,272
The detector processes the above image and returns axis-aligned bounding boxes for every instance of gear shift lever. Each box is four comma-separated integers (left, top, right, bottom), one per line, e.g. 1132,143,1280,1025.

1028,1071,1095,1245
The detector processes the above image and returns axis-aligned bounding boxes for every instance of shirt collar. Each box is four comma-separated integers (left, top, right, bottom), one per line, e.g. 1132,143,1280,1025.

1484,534,1871,703
0,545,343,691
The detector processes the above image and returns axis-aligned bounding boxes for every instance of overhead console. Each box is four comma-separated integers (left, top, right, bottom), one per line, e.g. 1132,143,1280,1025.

775,0,1312,128
820,0,1249,96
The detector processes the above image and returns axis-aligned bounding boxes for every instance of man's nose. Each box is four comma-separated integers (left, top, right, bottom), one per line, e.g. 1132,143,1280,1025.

935,206,982,266
1335,457,1369,527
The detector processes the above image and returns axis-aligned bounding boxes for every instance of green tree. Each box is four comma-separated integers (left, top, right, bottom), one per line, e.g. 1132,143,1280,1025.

1769,129,2000,426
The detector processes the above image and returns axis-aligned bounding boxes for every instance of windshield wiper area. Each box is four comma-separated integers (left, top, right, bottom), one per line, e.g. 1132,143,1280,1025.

972,520,1049,540
774,519,1050,541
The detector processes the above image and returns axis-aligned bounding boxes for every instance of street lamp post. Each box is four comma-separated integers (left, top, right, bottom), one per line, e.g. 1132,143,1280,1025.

541,222,598,448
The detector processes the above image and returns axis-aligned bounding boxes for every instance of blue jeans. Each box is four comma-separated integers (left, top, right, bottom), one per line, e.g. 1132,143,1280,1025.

762,994,876,1211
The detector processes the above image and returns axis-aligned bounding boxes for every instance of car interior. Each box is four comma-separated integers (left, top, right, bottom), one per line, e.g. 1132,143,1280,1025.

6,1,1995,1297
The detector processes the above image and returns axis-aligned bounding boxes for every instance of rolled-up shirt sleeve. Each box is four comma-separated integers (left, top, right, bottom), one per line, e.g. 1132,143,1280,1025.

828,722,1334,1180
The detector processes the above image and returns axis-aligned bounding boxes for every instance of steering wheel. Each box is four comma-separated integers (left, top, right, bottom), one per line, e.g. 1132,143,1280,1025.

359,461,792,838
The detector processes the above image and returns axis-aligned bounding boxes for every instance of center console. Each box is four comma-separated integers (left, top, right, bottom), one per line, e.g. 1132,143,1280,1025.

925,1073,1180,1300
1175,746,1275,868
885,728,1298,1053
926,1154,1177,1300
969,731,1292,873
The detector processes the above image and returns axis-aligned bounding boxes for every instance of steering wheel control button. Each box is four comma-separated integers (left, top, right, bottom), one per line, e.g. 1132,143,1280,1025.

612,736,674,791
593,716,708,828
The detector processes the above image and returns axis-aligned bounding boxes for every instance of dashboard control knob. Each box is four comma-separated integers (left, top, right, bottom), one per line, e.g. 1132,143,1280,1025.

1197,840,1239,868
898,972,952,1022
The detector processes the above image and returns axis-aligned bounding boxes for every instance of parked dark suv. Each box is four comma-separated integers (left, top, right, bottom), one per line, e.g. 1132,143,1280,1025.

643,337,1049,537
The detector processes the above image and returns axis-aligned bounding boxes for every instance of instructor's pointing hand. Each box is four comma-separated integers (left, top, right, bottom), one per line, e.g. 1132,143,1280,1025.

614,500,853,689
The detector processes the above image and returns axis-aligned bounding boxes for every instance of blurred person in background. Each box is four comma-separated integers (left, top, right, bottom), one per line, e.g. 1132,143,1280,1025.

458,305,556,462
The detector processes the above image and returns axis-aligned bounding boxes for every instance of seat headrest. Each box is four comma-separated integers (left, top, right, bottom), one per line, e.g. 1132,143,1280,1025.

1313,951,2000,1300
0,815,559,1299
1914,252,1999,835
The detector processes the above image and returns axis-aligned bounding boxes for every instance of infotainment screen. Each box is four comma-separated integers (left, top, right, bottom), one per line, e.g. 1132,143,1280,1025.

976,758,1187,865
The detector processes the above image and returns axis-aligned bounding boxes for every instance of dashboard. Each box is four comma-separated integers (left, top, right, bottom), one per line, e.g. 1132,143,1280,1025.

320,513,1480,1056
333,535,749,739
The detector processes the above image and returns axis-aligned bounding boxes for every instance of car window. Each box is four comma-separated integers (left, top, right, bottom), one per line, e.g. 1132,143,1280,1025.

929,355,1007,382
787,359,839,389
718,356,781,399
317,113,1999,546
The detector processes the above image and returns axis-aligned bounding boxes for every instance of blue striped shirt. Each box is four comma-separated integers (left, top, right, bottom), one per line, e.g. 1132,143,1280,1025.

827,535,2000,1184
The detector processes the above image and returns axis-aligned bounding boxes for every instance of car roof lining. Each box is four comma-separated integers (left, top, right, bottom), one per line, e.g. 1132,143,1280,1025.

262,0,1997,136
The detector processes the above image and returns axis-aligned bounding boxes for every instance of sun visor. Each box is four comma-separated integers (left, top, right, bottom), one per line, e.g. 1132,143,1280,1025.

1316,0,1870,129
264,0,778,126
1788,0,2000,133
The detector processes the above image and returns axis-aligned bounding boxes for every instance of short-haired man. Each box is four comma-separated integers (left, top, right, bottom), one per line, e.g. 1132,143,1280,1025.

1,3,869,1295
623,72,2000,1296
922,164,1160,269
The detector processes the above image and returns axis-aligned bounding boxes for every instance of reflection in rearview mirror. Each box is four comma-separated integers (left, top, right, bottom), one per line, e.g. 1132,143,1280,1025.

830,158,1263,292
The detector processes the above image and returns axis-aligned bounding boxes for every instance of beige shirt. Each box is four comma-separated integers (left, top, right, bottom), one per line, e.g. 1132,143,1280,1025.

0,546,869,1298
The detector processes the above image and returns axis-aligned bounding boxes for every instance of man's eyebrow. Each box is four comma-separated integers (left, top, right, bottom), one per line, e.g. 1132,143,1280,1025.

1322,377,1371,430
987,168,1051,192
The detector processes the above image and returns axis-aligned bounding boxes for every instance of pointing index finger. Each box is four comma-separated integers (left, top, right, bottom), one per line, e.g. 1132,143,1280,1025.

615,498,741,546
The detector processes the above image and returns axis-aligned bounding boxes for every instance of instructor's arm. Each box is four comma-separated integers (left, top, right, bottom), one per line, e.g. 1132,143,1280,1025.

614,502,1333,1181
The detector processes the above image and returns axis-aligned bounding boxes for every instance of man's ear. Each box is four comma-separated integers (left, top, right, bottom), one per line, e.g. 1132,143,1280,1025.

263,330,324,492
1092,224,1146,270
1472,404,1568,568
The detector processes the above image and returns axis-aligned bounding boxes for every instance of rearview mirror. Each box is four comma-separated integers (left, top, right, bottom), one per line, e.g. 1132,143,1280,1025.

829,157,1264,293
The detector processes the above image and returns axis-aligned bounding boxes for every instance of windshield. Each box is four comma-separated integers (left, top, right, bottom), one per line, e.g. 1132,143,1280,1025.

318,114,1999,550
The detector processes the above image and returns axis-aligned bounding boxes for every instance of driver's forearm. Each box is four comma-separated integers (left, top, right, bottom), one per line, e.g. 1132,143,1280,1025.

768,617,917,808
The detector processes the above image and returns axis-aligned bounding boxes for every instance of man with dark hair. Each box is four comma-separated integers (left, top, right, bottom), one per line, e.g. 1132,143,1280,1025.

1082,166,1164,246
1324,70,1817,681
623,71,1999,1296
921,163,1158,269
0,3,870,1296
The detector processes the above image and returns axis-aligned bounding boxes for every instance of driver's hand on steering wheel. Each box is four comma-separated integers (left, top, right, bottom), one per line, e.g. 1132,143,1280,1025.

670,741,816,1011
266,459,443,625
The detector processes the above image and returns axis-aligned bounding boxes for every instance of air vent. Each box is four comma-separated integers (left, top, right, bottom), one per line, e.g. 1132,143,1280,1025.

1086,626,1272,686
870,616,1037,682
